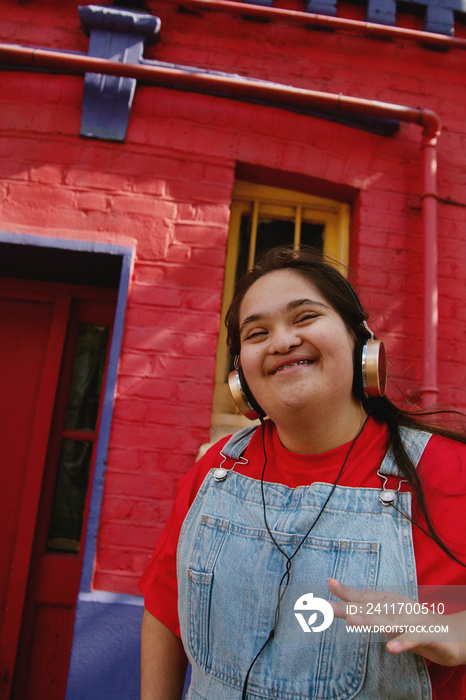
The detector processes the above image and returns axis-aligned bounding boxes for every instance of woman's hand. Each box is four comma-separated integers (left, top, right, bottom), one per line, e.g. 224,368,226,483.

328,578,466,667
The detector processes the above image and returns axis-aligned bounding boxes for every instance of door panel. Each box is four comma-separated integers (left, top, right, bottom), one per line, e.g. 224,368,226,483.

0,290,70,700
18,604,76,700
0,298,55,623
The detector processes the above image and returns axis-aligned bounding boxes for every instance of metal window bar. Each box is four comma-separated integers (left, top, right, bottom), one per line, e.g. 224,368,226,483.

247,201,304,270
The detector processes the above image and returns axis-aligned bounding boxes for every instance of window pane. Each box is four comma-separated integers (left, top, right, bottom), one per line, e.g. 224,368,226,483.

47,440,93,553
256,218,295,263
301,221,324,251
236,216,295,285
236,214,325,286
64,324,109,431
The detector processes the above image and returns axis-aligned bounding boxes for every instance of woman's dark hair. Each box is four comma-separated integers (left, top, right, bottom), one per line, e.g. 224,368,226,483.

226,245,466,564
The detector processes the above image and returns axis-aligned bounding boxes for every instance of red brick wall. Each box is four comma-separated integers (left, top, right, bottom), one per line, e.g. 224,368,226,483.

1,0,465,594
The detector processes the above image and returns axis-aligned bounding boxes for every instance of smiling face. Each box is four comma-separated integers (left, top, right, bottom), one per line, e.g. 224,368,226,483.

238,269,360,429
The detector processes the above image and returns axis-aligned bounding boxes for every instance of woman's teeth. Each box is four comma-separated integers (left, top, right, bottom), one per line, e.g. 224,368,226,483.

274,359,313,373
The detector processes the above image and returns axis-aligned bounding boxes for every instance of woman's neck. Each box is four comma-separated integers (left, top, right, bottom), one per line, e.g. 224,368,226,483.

273,401,368,455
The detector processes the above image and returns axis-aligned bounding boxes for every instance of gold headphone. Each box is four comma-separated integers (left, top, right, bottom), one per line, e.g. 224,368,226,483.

356,321,386,400
228,365,266,420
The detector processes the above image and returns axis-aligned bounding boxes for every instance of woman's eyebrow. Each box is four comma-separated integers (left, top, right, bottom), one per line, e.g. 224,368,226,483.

288,298,330,311
240,313,265,331
240,298,330,331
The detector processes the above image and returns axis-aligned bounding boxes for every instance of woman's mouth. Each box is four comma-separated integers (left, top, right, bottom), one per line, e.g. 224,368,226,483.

272,359,314,374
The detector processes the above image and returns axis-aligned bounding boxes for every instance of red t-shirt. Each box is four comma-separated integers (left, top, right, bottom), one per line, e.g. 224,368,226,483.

139,417,466,699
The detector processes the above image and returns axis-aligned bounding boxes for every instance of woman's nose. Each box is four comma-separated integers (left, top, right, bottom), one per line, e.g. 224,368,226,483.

268,326,302,354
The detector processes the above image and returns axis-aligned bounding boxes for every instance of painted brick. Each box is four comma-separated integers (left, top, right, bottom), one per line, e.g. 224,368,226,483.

109,421,203,453
76,191,109,212
130,178,166,198
123,327,183,354
92,569,145,596
124,304,180,329
96,547,152,576
100,497,172,529
28,164,64,187
144,405,213,431
183,289,223,314
125,307,220,335
138,450,197,475
165,243,192,263
111,400,149,425
103,468,180,501
6,181,75,209
101,218,169,255
117,351,153,377
177,204,231,226
106,448,143,472
162,262,225,290
173,380,216,406
111,195,176,219
64,168,130,192
129,280,183,307
152,354,215,381
173,221,228,246
115,375,175,401
180,333,218,357
191,246,228,268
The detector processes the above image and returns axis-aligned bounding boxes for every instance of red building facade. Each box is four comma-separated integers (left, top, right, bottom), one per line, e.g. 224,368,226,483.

0,0,465,697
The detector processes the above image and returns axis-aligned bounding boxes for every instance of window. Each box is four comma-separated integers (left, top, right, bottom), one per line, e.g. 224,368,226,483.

47,316,111,553
211,181,350,443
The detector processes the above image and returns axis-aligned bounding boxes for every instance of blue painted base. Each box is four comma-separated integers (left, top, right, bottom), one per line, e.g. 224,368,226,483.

66,593,191,699
66,595,144,700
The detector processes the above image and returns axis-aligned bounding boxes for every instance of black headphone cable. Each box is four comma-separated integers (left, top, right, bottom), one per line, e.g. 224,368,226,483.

241,414,369,700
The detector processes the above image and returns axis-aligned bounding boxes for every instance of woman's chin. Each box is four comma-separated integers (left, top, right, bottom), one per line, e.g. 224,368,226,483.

265,391,314,419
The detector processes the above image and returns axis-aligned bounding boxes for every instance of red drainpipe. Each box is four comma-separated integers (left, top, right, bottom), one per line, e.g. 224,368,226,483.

421,127,441,407
0,43,441,405
181,0,466,52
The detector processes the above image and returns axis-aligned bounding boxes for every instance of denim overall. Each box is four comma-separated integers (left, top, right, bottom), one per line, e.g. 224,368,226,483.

177,426,433,700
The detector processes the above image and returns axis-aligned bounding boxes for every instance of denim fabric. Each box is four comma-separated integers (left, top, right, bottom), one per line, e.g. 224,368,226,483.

177,428,432,700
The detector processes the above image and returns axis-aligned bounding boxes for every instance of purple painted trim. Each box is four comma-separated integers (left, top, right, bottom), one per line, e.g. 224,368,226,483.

80,248,133,590
78,5,160,37
0,230,132,257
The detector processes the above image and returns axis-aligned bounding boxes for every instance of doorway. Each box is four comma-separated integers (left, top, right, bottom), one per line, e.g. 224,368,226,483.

0,238,127,700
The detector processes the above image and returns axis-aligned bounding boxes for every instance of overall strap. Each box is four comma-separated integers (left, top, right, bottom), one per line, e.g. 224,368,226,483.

222,424,432,476
221,425,259,460
379,426,432,477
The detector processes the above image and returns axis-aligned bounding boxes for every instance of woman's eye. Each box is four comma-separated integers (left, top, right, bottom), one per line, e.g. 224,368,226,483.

245,329,267,341
296,313,318,323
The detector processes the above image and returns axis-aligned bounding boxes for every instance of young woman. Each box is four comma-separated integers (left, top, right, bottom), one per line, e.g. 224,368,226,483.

140,246,466,700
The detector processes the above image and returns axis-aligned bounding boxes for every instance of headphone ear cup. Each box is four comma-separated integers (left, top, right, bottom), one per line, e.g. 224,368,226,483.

228,367,265,420
354,339,387,399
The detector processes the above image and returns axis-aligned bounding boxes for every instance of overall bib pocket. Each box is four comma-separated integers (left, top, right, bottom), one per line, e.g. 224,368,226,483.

183,513,380,700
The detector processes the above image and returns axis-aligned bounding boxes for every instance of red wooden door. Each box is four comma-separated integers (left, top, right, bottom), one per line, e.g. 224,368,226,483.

0,283,70,700
0,279,116,700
